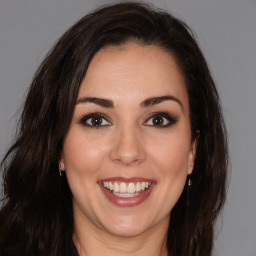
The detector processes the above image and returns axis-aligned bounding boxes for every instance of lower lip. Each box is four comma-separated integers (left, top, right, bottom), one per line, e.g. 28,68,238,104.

98,183,155,207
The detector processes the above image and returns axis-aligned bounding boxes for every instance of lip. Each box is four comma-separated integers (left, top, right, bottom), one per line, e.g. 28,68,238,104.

98,177,156,207
99,176,155,183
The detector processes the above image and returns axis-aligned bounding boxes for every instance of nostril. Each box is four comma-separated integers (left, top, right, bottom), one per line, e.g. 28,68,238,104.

109,131,146,165
112,157,141,166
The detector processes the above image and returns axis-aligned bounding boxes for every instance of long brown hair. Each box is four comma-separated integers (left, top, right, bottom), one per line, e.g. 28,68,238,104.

0,2,228,255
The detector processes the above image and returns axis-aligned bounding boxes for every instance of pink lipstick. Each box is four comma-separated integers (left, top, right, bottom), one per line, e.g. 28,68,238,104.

98,177,156,207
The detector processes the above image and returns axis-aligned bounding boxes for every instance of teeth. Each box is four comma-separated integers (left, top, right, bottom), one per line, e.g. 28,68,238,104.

120,182,127,193
113,192,139,198
109,181,114,191
114,182,119,193
136,182,141,192
127,183,136,193
102,181,152,194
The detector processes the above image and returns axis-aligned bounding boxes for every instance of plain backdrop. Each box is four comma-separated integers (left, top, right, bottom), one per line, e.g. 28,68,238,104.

0,0,255,255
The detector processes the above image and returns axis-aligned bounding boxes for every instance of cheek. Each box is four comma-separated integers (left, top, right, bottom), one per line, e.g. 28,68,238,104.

62,129,108,176
150,139,189,209
150,134,191,175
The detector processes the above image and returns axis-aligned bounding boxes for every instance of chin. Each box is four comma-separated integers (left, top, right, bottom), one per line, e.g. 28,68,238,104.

107,226,147,238
102,215,151,237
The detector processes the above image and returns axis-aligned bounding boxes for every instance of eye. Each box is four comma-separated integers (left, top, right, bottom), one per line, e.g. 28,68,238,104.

79,113,111,128
144,112,178,128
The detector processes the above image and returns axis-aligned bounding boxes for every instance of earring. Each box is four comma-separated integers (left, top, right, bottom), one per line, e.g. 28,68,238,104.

58,163,62,177
186,174,192,207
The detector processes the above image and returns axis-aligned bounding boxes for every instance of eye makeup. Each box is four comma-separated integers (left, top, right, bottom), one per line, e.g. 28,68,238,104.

79,113,112,128
144,111,178,128
78,111,178,129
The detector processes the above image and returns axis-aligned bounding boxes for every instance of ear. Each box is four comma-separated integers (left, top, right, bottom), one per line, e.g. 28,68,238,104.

187,131,199,175
59,152,65,171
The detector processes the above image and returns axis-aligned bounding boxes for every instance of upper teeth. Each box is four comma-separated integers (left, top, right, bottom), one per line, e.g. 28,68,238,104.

102,181,151,193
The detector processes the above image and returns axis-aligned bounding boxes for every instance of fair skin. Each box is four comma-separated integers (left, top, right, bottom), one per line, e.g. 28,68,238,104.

60,43,197,256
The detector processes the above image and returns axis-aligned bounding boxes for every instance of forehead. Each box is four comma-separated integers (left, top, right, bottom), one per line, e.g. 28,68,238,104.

78,43,188,109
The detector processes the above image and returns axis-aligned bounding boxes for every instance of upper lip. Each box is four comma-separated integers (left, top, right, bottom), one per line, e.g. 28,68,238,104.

98,176,156,183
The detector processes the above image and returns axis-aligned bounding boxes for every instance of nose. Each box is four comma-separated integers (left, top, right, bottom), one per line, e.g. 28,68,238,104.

110,125,146,166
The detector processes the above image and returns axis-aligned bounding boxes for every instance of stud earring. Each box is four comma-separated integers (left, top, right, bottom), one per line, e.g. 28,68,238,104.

58,163,62,177
186,174,192,207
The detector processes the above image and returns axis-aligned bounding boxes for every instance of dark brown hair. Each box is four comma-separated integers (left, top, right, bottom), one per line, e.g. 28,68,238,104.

0,2,228,256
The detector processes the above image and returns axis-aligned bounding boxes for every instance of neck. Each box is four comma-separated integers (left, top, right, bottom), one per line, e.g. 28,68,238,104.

73,214,169,256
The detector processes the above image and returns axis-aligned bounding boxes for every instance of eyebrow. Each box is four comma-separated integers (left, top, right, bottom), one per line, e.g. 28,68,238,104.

76,97,114,108
76,95,183,110
140,95,183,110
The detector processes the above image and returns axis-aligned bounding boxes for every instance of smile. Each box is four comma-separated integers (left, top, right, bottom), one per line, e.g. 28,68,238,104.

98,177,156,207
102,181,152,197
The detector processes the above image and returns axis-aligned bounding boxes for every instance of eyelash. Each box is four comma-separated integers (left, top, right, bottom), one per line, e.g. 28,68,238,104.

144,112,178,128
79,112,178,129
79,113,111,128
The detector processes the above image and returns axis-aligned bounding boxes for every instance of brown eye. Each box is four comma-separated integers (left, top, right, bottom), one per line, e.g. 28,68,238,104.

91,116,103,126
80,113,111,128
152,116,164,126
144,112,178,128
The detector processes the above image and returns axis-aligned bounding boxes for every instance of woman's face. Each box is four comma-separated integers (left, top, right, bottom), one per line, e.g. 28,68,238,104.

60,43,197,237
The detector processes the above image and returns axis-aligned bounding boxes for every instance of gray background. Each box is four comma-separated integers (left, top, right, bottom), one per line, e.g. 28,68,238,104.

0,0,255,255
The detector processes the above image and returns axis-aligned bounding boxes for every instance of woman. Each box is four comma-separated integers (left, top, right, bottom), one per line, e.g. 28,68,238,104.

0,2,228,256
